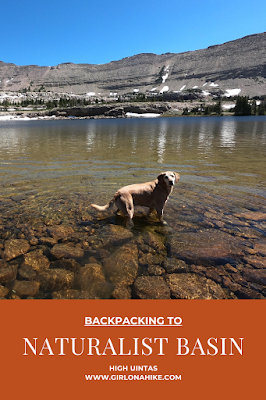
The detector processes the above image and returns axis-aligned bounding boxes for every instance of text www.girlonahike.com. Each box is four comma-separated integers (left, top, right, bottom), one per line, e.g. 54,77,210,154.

85,365,181,381
85,374,181,381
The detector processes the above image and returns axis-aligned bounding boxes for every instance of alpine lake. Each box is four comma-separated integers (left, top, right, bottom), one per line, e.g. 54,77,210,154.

1,115,266,300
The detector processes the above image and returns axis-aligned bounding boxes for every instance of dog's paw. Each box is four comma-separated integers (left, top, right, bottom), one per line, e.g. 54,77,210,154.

125,219,134,229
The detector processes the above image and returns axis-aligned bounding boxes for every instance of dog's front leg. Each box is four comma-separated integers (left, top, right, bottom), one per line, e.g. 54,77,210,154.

125,216,134,228
157,208,167,225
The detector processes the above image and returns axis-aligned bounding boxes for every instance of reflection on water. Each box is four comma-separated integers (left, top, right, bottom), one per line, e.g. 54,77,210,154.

86,123,96,151
0,116,266,300
198,119,213,157
220,119,236,148
157,119,167,163
1,116,265,189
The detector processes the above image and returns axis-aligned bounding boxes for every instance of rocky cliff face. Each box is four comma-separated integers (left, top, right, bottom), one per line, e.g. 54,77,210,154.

1,32,266,97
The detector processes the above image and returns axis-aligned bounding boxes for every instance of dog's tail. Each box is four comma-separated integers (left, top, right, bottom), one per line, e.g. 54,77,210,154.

91,197,115,212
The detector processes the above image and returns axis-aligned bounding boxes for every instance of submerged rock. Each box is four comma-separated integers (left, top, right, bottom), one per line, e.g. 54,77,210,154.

242,269,266,286
133,276,171,299
47,225,74,239
253,240,266,257
37,269,74,291
242,256,266,269
142,231,166,254
234,212,266,221
234,285,265,299
50,258,81,272
103,244,138,286
138,252,154,267
50,244,84,260
75,263,113,298
52,289,98,299
2,239,30,261
10,280,40,297
38,236,58,247
166,273,227,299
0,265,17,284
222,276,240,292
111,285,132,299
93,224,134,248
147,265,165,276
167,230,244,266
18,265,37,281
29,237,39,246
163,258,189,273
0,260,8,269
0,284,9,298
75,263,105,285
204,268,223,284
21,250,50,272
109,224,134,240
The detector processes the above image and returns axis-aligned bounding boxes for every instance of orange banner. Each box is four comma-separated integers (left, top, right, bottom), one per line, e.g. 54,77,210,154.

0,300,265,399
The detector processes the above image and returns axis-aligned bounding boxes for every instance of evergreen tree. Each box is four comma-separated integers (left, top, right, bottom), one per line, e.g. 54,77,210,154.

214,97,222,115
234,96,251,116
251,99,257,115
258,101,265,115
204,106,210,115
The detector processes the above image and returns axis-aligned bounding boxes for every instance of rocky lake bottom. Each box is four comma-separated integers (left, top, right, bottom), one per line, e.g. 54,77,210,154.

1,177,266,300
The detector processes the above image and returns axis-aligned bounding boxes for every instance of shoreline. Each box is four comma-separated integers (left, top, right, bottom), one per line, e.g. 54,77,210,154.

0,100,235,121
0,113,163,122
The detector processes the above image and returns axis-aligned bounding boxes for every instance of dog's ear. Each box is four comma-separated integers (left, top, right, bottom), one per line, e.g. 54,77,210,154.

174,172,180,182
157,172,166,186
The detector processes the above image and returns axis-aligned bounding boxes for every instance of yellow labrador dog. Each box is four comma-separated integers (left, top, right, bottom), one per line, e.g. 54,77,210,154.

91,171,180,226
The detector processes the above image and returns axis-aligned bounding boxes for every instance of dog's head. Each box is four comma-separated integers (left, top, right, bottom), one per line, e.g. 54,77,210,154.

157,171,180,188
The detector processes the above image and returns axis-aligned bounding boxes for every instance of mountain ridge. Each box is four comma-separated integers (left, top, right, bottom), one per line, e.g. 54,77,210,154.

1,31,266,97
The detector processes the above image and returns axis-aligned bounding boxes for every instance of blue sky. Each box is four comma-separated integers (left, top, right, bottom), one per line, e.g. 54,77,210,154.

1,0,266,66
